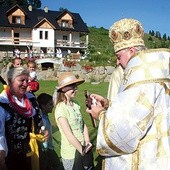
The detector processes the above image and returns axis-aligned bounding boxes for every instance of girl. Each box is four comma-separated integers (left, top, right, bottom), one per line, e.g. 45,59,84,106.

53,72,93,170
27,61,39,92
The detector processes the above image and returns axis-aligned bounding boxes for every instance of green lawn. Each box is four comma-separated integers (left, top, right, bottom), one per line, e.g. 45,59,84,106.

0,80,109,169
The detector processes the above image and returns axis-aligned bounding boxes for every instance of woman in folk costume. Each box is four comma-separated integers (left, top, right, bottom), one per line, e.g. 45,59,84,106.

53,72,93,170
0,67,48,170
86,18,170,170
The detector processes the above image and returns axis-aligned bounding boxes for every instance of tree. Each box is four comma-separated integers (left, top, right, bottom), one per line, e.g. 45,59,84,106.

28,0,41,9
0,0,41,8
148,36,153,41
162,33,167,41
151,30,155,36
155,31,161,39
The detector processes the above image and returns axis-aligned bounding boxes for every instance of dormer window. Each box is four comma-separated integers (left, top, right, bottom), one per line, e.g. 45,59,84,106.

12,16,21,24
61,20,69,28
6,6,26,25
57,11,74,29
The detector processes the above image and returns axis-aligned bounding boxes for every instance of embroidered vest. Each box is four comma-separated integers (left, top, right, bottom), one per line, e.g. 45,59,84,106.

0,97,42,155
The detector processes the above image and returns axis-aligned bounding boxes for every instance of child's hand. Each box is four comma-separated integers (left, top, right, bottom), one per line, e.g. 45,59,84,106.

26,86,32,92
40,129,49,142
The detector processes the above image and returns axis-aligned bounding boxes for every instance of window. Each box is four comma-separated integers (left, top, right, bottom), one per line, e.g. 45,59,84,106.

63,35,68,40
16,17,21,24
45,31,48,40
39,31,43,39
39,31,48,40
61,20,69,28
12,16,21,24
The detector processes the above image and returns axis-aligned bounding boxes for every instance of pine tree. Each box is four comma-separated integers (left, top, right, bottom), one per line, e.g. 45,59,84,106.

151,30,155,36
28,0,41,9
0,0,41,8
162,33,167,41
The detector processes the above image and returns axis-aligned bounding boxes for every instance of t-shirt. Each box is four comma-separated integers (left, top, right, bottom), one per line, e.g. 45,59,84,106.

29,71,37,81
55,101,84,159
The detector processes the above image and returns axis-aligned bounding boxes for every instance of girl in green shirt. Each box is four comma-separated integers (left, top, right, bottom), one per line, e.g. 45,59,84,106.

53,72,92,170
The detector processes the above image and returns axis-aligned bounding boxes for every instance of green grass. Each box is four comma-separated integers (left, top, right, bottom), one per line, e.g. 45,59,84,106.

0,80,109,168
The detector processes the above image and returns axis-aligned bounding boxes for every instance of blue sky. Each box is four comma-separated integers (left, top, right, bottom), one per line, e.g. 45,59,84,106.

41,0,170,36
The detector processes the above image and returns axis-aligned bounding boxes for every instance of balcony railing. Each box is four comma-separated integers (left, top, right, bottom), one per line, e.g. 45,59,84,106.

0,37,32,45
0,36,88,49
56,40,87,48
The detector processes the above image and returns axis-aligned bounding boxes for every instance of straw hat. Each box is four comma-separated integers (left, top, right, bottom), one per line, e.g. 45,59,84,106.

109,18,145,52
57,72,85,91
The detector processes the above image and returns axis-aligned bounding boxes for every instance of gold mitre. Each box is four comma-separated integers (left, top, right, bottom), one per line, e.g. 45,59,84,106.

109,18,145,52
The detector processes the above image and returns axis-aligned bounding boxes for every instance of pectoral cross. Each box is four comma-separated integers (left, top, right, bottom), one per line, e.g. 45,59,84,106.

123,69,132,85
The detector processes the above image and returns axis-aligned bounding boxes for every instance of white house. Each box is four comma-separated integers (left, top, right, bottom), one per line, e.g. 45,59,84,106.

0,4,89,59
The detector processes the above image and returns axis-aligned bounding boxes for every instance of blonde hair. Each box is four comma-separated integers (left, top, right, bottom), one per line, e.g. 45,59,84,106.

53,87,67,106
27,61,37,68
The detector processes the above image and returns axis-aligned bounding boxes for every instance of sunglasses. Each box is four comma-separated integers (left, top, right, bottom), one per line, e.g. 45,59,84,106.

61,84,77,93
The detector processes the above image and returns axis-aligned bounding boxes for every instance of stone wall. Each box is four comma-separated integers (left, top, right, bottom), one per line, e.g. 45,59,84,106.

0,62,116,82
37,63,116,82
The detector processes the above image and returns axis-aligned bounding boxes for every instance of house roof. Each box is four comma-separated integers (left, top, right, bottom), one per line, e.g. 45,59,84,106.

56,9,75,20
34,18,56,29
6,4,27,15
0,5,89,33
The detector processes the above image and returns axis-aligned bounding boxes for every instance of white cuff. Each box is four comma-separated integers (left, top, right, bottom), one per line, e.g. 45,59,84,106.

0,136,8,156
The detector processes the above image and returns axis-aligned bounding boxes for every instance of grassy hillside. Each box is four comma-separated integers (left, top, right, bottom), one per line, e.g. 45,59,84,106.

87,27,116,66
87,26,170,66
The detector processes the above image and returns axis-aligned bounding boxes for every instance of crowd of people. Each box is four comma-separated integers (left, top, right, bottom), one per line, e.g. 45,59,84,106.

13,48,61,59
1,17,170,170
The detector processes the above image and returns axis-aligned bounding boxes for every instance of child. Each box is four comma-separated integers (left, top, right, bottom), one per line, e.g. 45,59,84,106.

37,93,62,170
27,61,39,92
3,57,23,85
27,61,37,82
53,72,94,170
12,57,23,68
